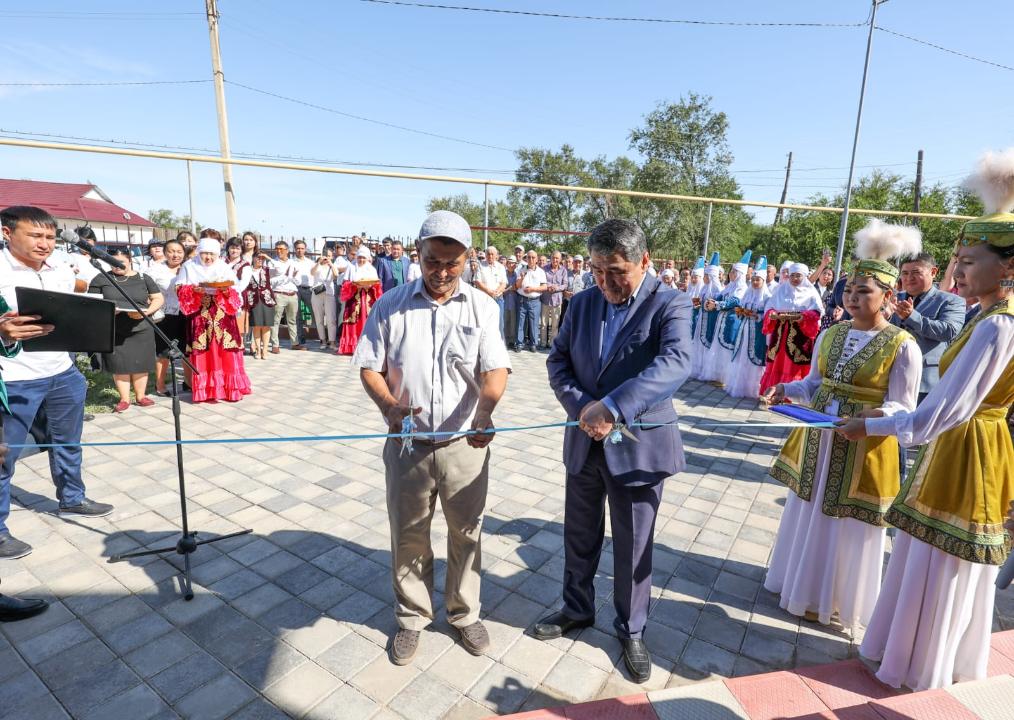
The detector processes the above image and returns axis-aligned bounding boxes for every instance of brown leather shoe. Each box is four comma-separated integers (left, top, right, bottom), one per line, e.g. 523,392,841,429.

291,344,307,351
270,347,281,354
390,628,420,665
457,621,490,656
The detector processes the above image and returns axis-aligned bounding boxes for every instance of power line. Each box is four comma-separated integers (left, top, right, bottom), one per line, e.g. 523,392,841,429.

225,80,514,152
0,80,210,87
358,0,865,27
875,26,1014,73
0,128,517,174
733,161,914,173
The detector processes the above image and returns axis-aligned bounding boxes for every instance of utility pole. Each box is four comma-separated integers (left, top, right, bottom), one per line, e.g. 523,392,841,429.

483,184,489,250
702,202,714,258
772,151,793,235
205,0,238,236
913,149,924,223
832,0,887,278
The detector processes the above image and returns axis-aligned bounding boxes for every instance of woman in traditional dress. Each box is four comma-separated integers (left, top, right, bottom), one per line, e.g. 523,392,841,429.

176,238,252,402
838,149,1014,691
759,263,824,392
705,251,751,386
337,246,382,355
692,253,724,381
686,257,705,366
761,221,923,631
244,251,276,360
726,257,772,399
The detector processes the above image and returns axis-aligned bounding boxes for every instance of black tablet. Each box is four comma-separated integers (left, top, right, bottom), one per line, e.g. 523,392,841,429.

15,286,115,353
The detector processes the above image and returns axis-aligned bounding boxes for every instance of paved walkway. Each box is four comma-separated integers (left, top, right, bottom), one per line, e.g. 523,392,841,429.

0,347,1010,719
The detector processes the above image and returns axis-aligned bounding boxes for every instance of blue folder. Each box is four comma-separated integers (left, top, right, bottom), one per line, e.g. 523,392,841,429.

769,404,841,426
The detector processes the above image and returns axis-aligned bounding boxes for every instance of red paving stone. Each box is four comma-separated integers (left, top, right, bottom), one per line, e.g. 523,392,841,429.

564,694,659,720
489,709,568,720
990,629,1014,660
725,671,832,720
986,647,1014,677
867,689,980,720
795,659,899,709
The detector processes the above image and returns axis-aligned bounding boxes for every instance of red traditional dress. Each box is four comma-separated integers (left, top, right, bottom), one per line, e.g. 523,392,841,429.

759,263,824,392
338,279,382,355
176,248,252,403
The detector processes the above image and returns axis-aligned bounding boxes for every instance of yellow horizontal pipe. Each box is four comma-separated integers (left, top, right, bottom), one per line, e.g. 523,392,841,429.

0,137,974,221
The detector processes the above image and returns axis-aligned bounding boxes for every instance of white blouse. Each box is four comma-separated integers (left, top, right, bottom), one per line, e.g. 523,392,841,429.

230,260,253,294
866,312,1014,448
783,327,922,418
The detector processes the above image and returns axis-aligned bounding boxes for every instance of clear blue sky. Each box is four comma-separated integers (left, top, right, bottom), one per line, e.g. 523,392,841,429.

1,0,1011,242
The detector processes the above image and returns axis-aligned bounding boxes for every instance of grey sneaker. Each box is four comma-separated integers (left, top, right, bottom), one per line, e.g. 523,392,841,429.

390,628,420,666
458,621,490,656
58,499,113,518
0,534,32,560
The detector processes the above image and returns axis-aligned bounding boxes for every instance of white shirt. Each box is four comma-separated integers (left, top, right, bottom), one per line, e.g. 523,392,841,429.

291,256,316,287
268,257,299,294
407,262,422,283
311,261,338,297
146,262,182,314
517,265,547,299
229,259,253,294
352,278,511,438
475,261,507,296
0,249,76,382
68,252,102,284
866,311,1014,447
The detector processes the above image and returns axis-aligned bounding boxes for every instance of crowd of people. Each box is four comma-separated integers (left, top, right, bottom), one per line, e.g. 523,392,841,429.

0,147,1010,696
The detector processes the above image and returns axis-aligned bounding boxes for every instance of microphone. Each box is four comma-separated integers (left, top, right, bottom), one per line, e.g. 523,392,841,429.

63,231,126,270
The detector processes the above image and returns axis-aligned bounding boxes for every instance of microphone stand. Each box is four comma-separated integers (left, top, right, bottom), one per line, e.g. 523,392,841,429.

87,256,252,600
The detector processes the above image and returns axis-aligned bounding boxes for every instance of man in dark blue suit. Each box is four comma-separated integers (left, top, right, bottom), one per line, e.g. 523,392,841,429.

538,219,692,683
377,240,413,293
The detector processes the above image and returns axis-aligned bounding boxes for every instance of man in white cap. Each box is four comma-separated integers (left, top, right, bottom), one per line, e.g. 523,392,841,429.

353,210,511,665
513,244,527,270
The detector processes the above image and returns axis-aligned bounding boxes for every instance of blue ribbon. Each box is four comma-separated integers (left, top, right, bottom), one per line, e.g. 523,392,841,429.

4,418,832,451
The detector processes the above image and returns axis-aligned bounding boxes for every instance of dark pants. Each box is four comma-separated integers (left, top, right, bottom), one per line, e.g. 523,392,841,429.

517,297,540,349
296,286,314,344
562,442,663,639
1,367,87,533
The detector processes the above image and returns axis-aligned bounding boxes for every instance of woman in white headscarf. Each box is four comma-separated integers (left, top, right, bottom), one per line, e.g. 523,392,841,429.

704,252,752,386
758,262,824,392
726,259,773,399
175,238,251,402
693,262,725,381
337,246,382,355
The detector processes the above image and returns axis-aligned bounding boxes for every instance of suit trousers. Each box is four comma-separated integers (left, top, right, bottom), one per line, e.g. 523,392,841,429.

540,304,562,347
562,442,663,639
270,293,299,349
383,438,489,630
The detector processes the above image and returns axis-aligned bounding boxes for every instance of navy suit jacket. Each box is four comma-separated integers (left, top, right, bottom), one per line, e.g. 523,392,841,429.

547,275,693,486
377,256,412,293
890,285,966,394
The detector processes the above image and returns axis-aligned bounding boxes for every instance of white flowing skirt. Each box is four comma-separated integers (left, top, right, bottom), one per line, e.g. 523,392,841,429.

703,336,733,384
691,331,709,380
764,423,885,631
725,346,764,399
859,533,997,691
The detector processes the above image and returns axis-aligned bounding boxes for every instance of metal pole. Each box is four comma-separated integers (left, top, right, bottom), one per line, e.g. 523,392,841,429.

483,184,489,250
772,151,793,234
702,202,713,258
913,149,924,223
186,159,196,233
205,0,238,237
833,0,884,278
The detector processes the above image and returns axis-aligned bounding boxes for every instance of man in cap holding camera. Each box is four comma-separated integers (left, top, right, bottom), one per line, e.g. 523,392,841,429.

353,210,511,665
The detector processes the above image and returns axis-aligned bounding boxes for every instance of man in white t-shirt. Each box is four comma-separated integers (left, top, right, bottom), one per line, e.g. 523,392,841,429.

0,206,114,560
474,246,508,339
269,241,303,352
291,240,317,347
514,250,548,352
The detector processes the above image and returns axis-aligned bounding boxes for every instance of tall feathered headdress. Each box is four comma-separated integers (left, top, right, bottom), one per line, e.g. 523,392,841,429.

960,148,1014,249
851,218,923,286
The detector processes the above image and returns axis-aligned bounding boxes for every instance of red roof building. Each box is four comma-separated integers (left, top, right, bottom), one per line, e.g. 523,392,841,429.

0,178,155,245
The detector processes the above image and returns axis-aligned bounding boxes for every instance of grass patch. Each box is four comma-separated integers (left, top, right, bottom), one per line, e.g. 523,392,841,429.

76,357,119,414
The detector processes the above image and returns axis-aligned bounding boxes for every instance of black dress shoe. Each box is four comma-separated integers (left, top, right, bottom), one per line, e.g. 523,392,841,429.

0,534,32,560
0,594,48,622
621,637,652,683
533,611,593,640
58,498,114,518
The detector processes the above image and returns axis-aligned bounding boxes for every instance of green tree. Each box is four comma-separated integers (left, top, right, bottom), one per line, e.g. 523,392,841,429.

147,208,196,232
426,193,535,252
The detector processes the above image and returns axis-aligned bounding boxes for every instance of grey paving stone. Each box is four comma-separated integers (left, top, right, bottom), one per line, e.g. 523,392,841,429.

34,636,116,690
467,661,537,714
0,692,71,720
681,638,736,678
52,659,141,717
306,683,379,720
740,628,795,668
233,642,307,691
80,683,170,720
326,590,387,625
256,597,321,635
205,619,277,667
315,631,384,681
262,661,336,717
175,671,255,720
124,630,201,678
232,584,293,619
389,674,460,720
226,698,290,720
149,651,228,703
273,561,330,596
18,618,95,665
0,669,53,718
298,577,355,611
104,611,174,655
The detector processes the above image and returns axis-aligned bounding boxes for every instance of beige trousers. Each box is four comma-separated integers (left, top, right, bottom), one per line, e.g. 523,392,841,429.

383,438,489,630
540,304,561,347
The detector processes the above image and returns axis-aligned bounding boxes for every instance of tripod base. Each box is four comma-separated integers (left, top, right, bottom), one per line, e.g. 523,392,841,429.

110,528,253,601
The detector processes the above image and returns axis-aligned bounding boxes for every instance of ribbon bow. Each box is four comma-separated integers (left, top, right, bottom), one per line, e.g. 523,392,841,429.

400,410,417,456
607,423,639,444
